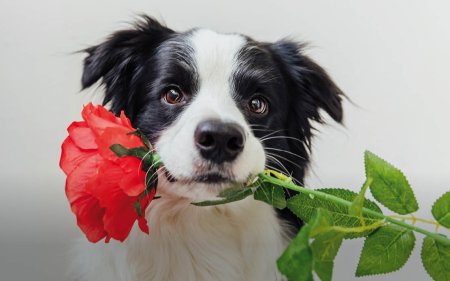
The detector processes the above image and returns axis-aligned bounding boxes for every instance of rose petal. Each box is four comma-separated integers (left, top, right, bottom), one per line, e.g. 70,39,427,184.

72,195,107,243
96,127,143,161
119,171,146,197
65,154,107,242
82,103,117,125
102,194,139,242
119,111,133,129
117,156,147,196
88,163,128,207
82,103,131,137
65,154,103,204
138,217,149,234
67,121,98,150
60,137,97,176
117,156,144,173
92,164,155,241
103,193,153,241
90,159,146,199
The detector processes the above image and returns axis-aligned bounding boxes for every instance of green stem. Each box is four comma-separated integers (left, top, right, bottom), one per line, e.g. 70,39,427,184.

353,177,373,226
258,173,450,246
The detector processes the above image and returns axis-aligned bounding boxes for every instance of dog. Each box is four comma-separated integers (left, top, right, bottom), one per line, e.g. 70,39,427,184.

71,15,343,281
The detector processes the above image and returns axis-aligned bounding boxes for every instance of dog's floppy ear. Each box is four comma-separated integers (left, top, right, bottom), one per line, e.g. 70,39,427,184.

269,41,344,230
270,40,344,124
81,16,174,114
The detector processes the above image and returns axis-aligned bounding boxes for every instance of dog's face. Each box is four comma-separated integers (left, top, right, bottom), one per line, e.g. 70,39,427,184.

81,16,343,201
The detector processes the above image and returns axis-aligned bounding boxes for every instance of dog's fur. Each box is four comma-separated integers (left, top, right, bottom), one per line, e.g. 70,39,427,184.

72,16,343,281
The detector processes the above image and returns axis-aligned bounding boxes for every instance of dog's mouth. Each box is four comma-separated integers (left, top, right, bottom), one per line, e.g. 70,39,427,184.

193,173,230,183
163,169,178,183
162,168,235,184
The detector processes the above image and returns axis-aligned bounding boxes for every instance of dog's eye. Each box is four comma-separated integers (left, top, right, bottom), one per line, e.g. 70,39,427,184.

248,96,268,114
163,87,185,105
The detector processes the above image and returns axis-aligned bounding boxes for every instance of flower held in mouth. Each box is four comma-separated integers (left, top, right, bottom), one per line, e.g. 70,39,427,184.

60,103,158,243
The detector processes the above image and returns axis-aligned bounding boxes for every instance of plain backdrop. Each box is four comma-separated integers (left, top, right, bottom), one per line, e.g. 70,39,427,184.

1,0,449,280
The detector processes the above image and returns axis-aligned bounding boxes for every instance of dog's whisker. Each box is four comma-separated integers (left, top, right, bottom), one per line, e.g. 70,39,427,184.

265,154,291,176
146,164,168,201
266,151,300,169
251,128,276,132
264,164,283,175
144,159,163,186
138,147,157,172
260,135,305,144
264,147,306,160
265,160,303,187
248,124,269,128
264,163,300,184
259,129,286,139
145,168,159,183
260,135,300,142
250,127,279,133
148,158,163,170
266,152,305,172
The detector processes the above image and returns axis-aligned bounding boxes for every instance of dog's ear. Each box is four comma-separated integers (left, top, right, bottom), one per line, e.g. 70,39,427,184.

270,41,344,124
269,41,344,230
81,16,174,114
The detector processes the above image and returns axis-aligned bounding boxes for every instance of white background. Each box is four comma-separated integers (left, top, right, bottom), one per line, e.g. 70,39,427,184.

1,0,449,280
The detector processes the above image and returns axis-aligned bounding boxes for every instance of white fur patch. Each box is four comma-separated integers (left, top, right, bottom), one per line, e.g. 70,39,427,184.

71,196,289,281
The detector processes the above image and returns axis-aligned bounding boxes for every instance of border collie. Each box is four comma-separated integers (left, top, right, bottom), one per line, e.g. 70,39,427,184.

72,15,343,281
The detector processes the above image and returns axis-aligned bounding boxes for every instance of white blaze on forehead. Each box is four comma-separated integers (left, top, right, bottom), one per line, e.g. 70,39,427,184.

188,29,247,122
189,29,245,81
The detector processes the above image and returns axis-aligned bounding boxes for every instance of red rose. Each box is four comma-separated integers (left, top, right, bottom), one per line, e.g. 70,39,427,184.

60,103,156,243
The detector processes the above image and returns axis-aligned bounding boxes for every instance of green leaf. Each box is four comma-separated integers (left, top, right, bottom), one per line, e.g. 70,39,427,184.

134,201,142,217
277,225,313,281
110,144,158,172
312,231,344,281
277,209,344,281
356,224,415,276
254,181,286,209
127,128,152,149
217,186,246,197
432,191,450,228
349,178,373,225
421,236,450,281
110,144,149,159
364,150,419,214
309,208,334,237
126,147,151,159
309,209,344,281
287,188,382,238
191,187,253,206
145,171,158,190
110,143,130,157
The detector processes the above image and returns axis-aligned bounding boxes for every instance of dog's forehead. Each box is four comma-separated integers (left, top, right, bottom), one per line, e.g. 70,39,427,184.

154,29,255,93
186,29,247,75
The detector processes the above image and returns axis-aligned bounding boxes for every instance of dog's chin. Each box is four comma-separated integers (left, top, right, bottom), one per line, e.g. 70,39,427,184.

192,173,233,184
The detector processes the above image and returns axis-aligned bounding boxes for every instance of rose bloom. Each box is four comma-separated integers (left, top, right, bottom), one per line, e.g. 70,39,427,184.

60,103,155,242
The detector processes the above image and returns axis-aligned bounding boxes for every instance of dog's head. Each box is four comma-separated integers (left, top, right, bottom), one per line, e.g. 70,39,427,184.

81,16,343,201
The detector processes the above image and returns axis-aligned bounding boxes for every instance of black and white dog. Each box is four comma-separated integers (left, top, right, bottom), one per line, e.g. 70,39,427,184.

73,15,343,281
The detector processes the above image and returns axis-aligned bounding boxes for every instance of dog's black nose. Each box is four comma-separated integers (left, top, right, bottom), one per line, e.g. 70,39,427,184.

194,120,245,163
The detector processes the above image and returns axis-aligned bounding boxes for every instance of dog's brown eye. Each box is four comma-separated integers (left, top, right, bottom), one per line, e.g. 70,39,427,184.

163,88,184,105
248,96,268,114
